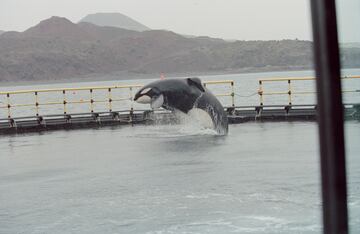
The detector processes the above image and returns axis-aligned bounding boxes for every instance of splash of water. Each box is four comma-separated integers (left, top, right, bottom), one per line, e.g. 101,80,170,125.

192,93,227,135
124,123,218,138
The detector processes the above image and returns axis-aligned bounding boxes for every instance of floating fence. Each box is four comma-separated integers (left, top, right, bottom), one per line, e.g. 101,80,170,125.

0,77,359,134
257,75,360,105
0,80,235,119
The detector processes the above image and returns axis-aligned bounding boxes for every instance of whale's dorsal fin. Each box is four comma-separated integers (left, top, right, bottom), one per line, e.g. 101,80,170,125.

187,77,205,92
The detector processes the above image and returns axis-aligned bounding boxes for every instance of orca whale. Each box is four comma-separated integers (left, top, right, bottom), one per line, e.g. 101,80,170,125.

134,77,228,134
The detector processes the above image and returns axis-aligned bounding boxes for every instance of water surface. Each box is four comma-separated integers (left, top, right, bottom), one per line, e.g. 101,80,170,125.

0,122,358,233
0,70,359,233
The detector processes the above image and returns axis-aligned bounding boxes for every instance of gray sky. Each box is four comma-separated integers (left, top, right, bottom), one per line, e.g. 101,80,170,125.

0,0,358,42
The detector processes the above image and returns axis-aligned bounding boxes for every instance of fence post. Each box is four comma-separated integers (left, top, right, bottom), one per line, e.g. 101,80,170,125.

6,93,11,118
288,80,292,105
108,88,112,112
90,89,94,113
258,80,264,105
231,81,235,107
63,90,67,114
35,91,39,116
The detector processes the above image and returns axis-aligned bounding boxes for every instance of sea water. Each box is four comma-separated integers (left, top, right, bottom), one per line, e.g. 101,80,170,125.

0,70,359,233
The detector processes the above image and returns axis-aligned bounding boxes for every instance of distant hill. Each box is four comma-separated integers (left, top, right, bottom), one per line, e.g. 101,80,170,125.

23,16,92,39
0,16,359,82
79,13,150,32
0,30,4,35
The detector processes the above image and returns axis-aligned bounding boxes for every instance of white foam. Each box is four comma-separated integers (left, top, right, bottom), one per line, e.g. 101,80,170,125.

175,110,218,136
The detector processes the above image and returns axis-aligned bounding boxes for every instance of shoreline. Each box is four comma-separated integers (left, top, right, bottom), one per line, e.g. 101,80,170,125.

1,66,359,88
0,66,314,87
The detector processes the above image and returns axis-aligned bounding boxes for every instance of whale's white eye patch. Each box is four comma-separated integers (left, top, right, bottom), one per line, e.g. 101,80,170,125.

140,88,151,95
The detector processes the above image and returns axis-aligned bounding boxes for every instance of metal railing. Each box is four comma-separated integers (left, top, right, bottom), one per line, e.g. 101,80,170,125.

257,75,360,105
203,80,235,107
0,80,235,119
0,85,142,118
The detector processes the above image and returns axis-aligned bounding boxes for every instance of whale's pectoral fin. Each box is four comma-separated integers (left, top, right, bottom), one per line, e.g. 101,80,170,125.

187,77,205,92
151,94,164,109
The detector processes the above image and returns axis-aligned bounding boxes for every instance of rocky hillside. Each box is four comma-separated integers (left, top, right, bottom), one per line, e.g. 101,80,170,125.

0,16,358,82
79,13,150,32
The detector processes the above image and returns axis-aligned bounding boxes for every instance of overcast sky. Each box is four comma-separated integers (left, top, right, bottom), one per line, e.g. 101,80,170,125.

0,0,359,42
